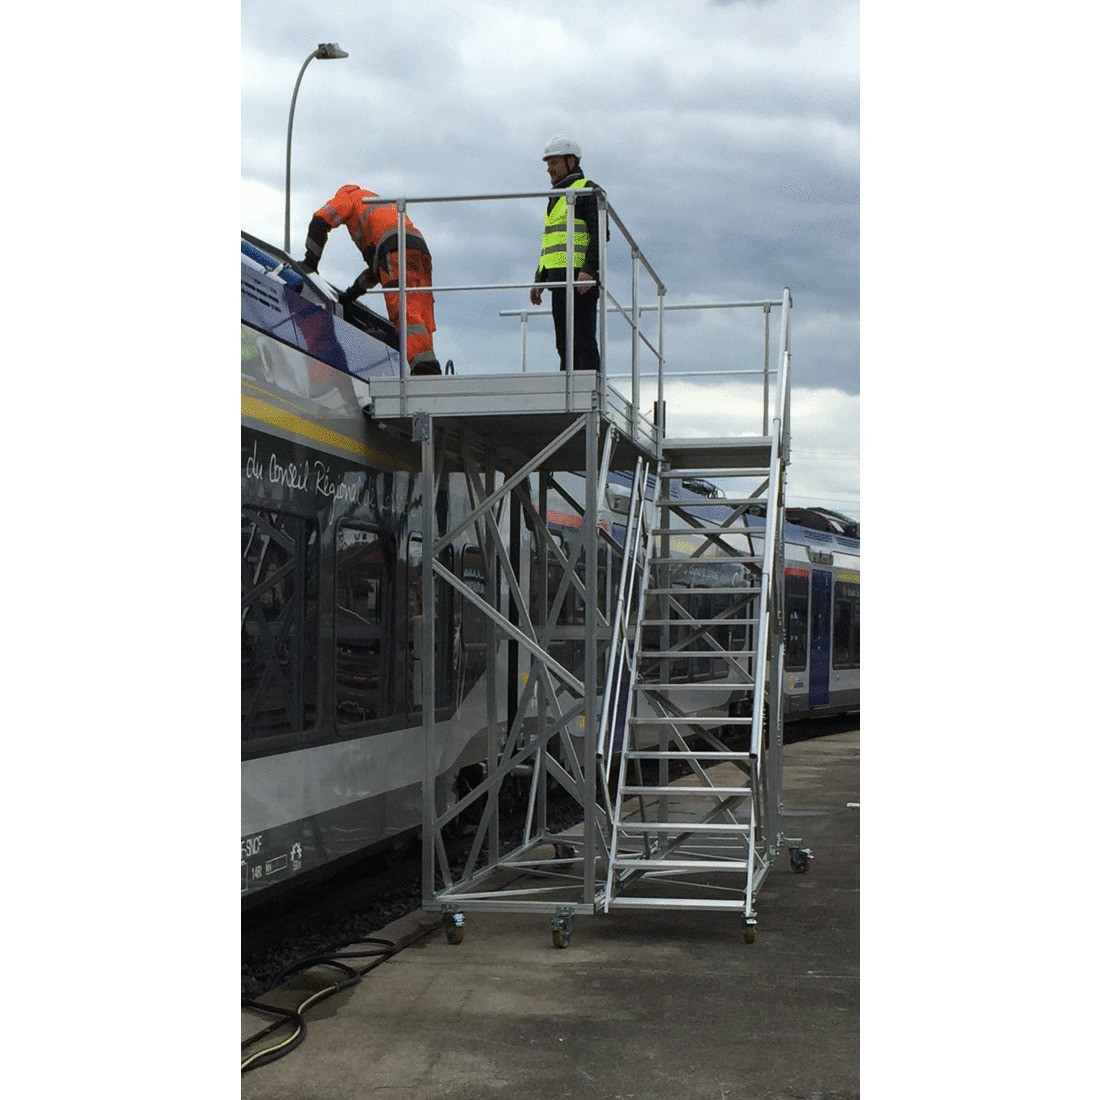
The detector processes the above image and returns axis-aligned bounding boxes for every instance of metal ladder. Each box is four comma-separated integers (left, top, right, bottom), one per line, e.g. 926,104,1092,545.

603,440,786,940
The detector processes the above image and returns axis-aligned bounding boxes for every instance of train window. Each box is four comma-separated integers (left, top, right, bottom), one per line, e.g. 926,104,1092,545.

832,580,860,669
785,569,809,671
460,546,489,650
335,524,395,726
241,507,319,742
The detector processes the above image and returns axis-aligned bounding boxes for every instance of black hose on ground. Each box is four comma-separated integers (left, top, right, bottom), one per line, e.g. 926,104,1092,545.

241,926,441,1074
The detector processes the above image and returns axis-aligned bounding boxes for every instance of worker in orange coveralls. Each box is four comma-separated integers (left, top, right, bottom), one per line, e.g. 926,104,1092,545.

301,183,442,375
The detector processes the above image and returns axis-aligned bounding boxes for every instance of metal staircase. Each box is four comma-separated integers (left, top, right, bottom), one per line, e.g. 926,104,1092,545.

604,430,791,941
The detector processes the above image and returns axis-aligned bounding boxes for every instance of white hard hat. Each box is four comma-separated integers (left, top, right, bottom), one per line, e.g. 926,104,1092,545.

543,135,581,160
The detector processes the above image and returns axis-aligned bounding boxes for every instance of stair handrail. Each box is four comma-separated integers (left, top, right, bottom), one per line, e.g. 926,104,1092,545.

596,457,651,772
747,288,793,782
603,465,663,909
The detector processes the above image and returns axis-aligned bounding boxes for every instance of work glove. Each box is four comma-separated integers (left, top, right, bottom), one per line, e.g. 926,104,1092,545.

300,258,317,275
345,272,376,299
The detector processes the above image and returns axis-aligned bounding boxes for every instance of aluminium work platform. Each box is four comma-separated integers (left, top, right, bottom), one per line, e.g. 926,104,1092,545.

362,188,799,947
366,366,798,945
367,370,658,470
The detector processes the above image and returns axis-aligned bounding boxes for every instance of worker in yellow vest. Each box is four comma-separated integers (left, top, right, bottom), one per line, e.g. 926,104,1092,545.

529,137,604,371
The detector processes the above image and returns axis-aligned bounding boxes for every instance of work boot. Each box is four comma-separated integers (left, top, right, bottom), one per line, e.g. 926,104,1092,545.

410,359,442,376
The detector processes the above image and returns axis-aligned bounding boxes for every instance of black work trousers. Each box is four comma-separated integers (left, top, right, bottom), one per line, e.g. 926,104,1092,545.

550,282,600,371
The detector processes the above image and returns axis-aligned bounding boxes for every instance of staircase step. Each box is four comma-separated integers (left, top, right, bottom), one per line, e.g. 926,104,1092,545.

652,525,760,536
614,821,750,833
642,618,756,626
655,498,766,509
649,555,764,566
640,649,757,660
626,717,750,727
656,494,764,504
606,896,749,911
646,587,761,596
637,682,741,691
624,749,754,759
611,857,750,871
620,784,752,797
660,465,771,478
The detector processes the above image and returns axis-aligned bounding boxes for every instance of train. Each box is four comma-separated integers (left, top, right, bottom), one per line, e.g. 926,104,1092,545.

240,233,859,903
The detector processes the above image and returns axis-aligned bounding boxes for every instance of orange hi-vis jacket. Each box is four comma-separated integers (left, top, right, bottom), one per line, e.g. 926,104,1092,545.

311,184,430,283
306,184,436,368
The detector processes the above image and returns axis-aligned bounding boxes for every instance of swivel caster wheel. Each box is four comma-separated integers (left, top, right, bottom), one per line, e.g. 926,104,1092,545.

443,910,465,945
789,847,813,874
550,910,573,949
742,919,757,945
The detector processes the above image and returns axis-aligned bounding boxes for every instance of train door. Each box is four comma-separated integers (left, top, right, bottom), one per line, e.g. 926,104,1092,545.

809,569,832,707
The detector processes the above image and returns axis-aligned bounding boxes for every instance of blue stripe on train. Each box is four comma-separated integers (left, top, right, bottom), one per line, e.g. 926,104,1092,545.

241,240,305,290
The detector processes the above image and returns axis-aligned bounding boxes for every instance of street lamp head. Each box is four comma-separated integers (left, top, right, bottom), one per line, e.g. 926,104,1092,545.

315,43,349,60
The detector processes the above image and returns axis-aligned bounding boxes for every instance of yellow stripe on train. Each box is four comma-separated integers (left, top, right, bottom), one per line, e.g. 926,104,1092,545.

241,392,416,472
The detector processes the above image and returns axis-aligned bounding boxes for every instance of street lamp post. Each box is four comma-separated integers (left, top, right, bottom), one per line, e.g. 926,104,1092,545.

284,42,349,254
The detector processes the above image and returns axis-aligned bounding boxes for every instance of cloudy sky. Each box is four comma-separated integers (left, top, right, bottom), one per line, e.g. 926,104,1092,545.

241,0,860,520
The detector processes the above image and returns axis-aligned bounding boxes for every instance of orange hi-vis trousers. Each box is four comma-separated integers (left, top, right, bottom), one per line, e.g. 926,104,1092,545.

379,250,437,368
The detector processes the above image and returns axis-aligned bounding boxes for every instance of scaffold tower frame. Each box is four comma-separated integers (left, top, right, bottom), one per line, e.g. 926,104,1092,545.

360,188,799,946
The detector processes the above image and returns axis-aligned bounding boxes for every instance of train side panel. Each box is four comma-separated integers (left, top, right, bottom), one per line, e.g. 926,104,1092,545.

241,245,501,900
781,528,860,720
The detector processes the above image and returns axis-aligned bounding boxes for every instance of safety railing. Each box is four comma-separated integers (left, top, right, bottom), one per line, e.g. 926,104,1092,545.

595,455,653,775
309,189,789,456
349,189,664,443
509,298,789,440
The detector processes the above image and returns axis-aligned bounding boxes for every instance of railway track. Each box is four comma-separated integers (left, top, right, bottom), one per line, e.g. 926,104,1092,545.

242,793,583,997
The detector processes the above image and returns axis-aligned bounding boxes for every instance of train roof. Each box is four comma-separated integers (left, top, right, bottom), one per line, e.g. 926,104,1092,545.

740,508,859,555
604,470,859,554
242,233,401,380
783,507,859,539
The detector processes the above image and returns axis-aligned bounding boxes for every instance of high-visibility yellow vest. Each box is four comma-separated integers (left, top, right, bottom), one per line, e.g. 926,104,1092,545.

539,179,591,273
